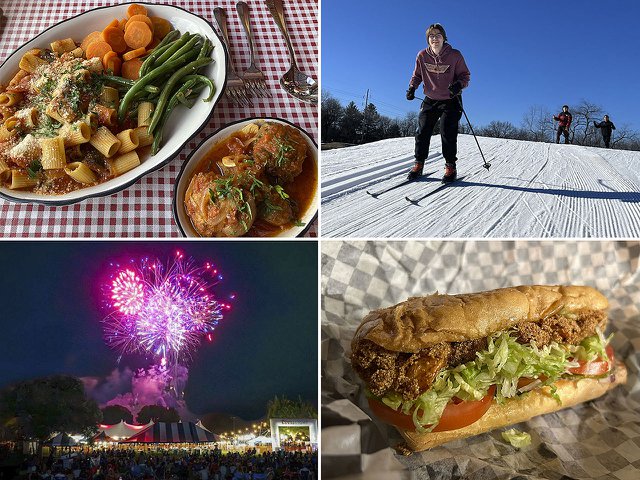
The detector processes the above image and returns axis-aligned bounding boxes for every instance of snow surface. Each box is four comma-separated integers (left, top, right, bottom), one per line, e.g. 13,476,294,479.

321,135,640,237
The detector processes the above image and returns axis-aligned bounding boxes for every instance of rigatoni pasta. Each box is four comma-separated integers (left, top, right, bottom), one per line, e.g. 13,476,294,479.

61,121,92,146
39,136,66,170
115,128,139,154
109,150,140,176
137,102,154,127
10,170,38,189
90,126,121,158
65,162,97,184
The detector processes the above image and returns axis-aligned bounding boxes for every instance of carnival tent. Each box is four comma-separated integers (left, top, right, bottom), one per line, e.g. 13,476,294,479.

46,433,78,447
98,420,154,440
91,431,118,443
124,421,220,443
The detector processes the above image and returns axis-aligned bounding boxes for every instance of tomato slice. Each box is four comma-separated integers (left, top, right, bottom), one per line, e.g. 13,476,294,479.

568,345,614,376
368,385,496,432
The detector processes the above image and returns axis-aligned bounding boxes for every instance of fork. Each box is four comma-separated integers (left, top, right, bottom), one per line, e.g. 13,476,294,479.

235,1,271,98
213,7,252,106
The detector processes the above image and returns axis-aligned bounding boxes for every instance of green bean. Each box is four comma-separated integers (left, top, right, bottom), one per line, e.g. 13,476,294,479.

180,74,216,102
177,83,207,108
118,50,200,122
197,38,212,60
154,28,181,50
139,30,182,77
147,57,212,135
164,35,202,65
139,44,171,77
153,32,192,67
151,80,204,154
100,75,159,94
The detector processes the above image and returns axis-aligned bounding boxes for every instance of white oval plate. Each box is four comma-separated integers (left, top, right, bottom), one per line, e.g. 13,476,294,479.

0,2,226,205
173,118,318,238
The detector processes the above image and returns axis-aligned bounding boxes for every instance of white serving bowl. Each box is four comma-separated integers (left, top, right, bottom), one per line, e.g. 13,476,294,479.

0,2,226,205
173,117,318,237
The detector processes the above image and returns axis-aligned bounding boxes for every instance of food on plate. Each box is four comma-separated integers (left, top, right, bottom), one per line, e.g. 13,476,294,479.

184,121,317,237
350,285,627,452
0,4,216,194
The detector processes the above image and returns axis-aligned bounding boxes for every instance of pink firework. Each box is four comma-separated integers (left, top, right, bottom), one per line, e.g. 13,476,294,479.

111,269,144,315
103,251,232,366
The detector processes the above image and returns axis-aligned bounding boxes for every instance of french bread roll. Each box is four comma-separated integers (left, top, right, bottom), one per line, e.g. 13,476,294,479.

353,285,608,353
399,360,627,451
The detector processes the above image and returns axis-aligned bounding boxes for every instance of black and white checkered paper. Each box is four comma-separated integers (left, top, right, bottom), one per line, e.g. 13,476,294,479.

321,241,640,480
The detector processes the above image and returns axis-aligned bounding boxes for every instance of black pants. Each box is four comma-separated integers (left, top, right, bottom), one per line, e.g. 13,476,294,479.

603,135,611,148
415,96,463,163
556,126,570,144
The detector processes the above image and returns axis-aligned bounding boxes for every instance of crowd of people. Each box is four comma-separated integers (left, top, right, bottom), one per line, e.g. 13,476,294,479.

15,447,317,480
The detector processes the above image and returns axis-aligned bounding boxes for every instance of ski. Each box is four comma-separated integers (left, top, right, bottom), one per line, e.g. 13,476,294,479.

405,176,466,204
366,172,433,198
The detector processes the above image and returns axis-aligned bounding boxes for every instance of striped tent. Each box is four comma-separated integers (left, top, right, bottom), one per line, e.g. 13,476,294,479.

46,433,78,447
123,422,219,444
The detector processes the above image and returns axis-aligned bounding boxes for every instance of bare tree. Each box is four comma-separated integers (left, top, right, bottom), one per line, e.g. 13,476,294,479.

479,120,517,138
522,105,553,142
571,100,603,146
399,111,418,137
610,123,639,148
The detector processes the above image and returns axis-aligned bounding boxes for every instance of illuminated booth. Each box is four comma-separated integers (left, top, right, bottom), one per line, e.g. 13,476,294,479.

269,418,318,451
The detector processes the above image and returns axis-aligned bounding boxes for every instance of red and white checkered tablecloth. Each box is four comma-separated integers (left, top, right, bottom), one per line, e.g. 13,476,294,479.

0,0,318,237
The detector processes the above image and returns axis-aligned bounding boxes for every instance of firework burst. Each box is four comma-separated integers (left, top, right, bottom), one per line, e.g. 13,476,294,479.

102,251,232,366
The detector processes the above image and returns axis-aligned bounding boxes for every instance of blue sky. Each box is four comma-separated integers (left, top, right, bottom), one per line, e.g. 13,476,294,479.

322,0,640,131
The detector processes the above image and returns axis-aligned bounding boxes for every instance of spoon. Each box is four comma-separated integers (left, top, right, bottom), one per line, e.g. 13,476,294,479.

264,0,317,105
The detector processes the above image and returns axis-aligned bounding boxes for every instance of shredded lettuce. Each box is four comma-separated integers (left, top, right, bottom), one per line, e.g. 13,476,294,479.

378,331,612,432
502,428,531,448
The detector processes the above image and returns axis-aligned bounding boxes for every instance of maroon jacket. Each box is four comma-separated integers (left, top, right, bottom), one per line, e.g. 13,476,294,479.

409,44,471,101
554,112,572,128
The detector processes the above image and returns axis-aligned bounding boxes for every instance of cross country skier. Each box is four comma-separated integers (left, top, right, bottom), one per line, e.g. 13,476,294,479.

405,23,470,182
594,115,616,148
553,105,572,144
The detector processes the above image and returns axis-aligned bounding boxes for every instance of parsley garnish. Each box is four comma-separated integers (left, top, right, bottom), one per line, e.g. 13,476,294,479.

293,220,306,227
27,160,42,179
274,185,290,199
275,136,295,167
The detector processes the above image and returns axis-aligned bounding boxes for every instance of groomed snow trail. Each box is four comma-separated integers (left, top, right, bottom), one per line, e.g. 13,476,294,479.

321,135,640,237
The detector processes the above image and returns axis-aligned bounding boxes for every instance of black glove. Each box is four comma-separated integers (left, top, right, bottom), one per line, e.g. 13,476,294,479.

406,87,416,101
448,81,462,97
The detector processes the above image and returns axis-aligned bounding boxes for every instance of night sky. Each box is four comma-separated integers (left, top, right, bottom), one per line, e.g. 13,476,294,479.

0,241,318,421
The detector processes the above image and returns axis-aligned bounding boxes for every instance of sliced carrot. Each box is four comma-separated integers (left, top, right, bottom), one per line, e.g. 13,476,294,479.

150,17,173,39
80,31,102,52
121,58,143,80
102,50,118,69
101,26,128,54
126,14,154,32
104,19,120,30
122,47,146,61
85,40,113,59
118,18,128,30
127,4,148,18
105,56,122,76
123,21,153,49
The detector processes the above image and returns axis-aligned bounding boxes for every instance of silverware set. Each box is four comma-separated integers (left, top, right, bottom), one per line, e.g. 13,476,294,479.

214,0,317,106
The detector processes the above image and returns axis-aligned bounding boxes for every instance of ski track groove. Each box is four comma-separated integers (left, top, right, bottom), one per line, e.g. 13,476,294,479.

321,136,640,237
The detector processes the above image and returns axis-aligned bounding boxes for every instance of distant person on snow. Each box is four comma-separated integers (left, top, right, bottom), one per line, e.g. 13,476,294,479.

405,23,470,182
594,115,616,148
553,105,572,144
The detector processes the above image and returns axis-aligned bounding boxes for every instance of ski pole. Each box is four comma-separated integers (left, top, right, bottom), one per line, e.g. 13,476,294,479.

414,96,491,170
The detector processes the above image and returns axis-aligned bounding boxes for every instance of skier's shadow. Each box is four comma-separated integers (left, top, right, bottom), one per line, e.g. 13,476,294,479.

450,178,640,203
